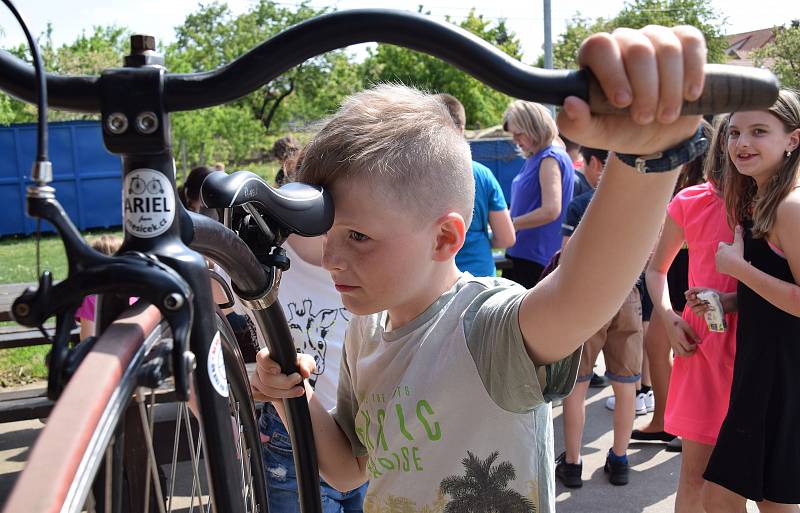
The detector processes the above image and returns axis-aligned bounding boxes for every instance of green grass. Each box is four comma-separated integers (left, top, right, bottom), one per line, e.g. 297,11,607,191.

0,228,123,285
0,228,122,386
0,346,48,387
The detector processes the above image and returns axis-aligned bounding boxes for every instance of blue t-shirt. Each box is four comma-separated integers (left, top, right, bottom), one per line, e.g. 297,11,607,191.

561,189,595,237
456,161,508,277
507,145,575,266
573,171,593,199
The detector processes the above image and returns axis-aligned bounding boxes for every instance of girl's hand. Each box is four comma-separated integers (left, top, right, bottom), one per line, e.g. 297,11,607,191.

557,25,705,155
716,225,745,278
663,309,701,357
685,287,715,318
250,349,316,403
685,287,737,316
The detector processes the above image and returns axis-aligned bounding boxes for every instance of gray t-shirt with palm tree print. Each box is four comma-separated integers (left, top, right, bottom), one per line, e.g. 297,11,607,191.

332,275,581,513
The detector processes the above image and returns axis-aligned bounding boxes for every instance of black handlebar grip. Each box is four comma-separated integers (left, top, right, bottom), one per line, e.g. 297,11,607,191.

587,63,780,115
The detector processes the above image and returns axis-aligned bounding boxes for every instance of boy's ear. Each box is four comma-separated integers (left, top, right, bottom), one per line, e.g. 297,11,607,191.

432,212,466,261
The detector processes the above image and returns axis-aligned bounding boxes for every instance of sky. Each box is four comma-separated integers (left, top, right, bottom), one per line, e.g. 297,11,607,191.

0,0,796,64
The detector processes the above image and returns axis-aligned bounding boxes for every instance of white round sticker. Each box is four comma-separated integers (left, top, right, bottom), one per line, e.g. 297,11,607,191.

207,332,228,397
123,168,175,238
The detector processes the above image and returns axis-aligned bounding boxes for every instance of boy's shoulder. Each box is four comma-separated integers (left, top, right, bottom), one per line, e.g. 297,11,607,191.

349,274,525,337
455,274,527,299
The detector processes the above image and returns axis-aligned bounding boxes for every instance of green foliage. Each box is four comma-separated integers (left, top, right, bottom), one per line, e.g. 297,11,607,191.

360,8,523,129
753,23,800,89
0,1,364,166
167,0,363,166
551,0,729,69
1,24,130,124
552,15,596,70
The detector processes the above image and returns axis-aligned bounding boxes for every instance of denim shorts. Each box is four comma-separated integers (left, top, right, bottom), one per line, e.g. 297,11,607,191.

259,403,368,513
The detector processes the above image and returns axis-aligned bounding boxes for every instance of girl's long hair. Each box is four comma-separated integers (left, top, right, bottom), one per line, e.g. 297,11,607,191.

702,114,730,194
674,119,713,194
723,89,800,237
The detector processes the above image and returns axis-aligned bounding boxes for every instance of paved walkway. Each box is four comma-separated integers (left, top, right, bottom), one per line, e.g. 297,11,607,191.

0,380,762,511
552,379,759,513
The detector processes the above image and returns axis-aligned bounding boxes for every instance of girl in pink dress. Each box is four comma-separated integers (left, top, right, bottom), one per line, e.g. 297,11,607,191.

645,115,737,512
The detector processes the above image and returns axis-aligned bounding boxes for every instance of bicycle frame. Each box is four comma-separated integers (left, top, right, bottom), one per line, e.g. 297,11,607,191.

0,8,781,513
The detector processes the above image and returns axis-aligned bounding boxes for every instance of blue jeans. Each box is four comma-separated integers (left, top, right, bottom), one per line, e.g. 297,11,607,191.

259,404,368,513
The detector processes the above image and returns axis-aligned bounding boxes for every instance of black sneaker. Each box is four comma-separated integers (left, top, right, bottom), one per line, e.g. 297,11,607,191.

604,450,629,485
589,372,609,388
555,451,583,488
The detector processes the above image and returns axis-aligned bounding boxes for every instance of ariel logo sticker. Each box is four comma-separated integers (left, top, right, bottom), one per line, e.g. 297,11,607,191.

123,169,174,238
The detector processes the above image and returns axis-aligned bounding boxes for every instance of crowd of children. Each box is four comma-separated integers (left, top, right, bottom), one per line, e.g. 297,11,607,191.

169,24,800,513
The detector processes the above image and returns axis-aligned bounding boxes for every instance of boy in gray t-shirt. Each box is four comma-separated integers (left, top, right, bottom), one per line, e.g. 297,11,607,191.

252,25,710,513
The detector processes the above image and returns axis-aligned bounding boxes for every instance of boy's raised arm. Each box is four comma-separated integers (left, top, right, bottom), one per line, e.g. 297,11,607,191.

518,25,706,365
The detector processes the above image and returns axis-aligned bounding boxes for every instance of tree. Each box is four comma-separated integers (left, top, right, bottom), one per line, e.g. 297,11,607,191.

753,23,800,89
1,24,130,124
167,0,363,166
439,451,535,513
360,8,523,129
551,0,729,69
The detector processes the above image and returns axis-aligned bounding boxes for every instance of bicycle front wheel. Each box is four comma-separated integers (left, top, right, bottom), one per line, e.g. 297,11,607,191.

2,303,268,513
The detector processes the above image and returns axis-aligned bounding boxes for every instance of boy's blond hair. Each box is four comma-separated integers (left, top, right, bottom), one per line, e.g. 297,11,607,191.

502,100,557,157
297,84,474,226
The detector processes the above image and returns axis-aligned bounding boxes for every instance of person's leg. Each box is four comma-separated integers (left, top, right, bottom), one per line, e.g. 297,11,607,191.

562,330,604,465
702,480,748,513
259,405,303,513
609,380,636,456
603,287,643,456
640,320,651,388
675,439,714,513
563,379,591,464
640,311,673,433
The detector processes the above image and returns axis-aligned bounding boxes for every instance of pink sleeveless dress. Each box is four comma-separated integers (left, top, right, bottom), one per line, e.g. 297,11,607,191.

663,183,738,445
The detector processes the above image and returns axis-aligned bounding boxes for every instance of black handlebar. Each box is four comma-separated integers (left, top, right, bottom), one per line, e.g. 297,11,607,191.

0,9,780,115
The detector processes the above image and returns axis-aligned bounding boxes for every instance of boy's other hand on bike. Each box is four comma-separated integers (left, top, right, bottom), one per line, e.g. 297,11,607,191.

250,349,316,403
558,25,705,155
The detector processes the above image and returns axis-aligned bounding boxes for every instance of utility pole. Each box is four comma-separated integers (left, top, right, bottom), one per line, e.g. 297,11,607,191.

543,0,555,116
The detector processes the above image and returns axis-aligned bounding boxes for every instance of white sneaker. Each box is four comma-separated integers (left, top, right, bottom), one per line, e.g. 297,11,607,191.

644,390,655,413
605,394,648,416
635,392,648,416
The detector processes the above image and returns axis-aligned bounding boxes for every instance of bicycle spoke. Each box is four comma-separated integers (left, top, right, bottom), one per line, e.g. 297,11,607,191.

182,402,205,513
85,490,96,513
135,390,166,513
168,403,183,513
105,443,113,513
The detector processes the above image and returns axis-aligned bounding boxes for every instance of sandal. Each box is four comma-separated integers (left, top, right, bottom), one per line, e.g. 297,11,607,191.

630,429,676,442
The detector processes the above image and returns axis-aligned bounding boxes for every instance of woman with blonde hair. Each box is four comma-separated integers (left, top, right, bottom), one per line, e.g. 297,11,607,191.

502,100,574,287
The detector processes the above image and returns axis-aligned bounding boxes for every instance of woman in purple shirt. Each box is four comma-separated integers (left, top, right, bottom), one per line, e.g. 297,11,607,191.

502,100,575,287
